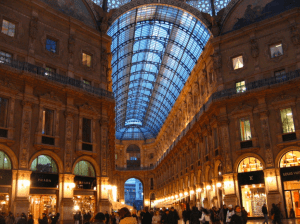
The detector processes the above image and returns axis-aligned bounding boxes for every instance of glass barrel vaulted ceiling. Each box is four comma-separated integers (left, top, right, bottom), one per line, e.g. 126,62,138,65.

107,5,211,140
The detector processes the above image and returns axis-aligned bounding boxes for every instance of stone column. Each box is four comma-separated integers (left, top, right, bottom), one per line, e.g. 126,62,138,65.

100,177,111,212
14,170,31,215
60,174,75,224
222,174,238,206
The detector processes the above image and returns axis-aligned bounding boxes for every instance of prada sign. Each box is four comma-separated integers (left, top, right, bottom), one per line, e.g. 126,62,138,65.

31,173,59,188
0,170,12,185
280,166,300,181
238,170,265,185
74,176,96,190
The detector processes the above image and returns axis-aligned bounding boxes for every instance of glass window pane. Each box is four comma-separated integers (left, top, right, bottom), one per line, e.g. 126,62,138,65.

0,51,12,63
240,118,252,141
238,157,263,173
236,81,246,93
42,109,54,136
280,151,300,167
1,20,15,37
82,53,92,67
280,108,295,133
0,97,8,127
270,43,283,58
0,151,12,169
232,56,244,70
45,38,57,53
30,155,58,173
82,118,91,143
74,160,95,177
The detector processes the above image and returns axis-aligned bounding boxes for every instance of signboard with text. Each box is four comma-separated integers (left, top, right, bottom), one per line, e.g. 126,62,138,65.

238,170,265,185
74,176,96,189
280,166,300,181
30,172,59,188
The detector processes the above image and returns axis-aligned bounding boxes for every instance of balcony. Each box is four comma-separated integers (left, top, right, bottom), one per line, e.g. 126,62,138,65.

0,57,114,99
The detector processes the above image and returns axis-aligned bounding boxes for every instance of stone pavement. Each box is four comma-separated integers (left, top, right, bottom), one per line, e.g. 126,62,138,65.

247,219,300,224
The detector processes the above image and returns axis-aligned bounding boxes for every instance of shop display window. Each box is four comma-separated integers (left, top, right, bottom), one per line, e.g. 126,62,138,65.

73,195,95,215
0,194,9,214
238,157,263,173
30,155,58,173
241,184,266,217
280,151,300,167
74,161,95,177
0,151,11,169
280,108,295,134
29,195,56,223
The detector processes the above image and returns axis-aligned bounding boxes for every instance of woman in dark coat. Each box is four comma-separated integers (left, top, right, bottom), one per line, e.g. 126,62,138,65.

230,206,243,224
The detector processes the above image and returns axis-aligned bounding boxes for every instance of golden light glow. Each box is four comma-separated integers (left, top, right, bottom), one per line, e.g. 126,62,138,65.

206,185,211,190
216,182,222,188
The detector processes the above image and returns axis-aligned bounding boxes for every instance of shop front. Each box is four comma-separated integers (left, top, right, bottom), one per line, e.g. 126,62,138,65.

29,155,59,223
73,160,96,217
238,157,266,217
280,150,300,218
0,151,12,214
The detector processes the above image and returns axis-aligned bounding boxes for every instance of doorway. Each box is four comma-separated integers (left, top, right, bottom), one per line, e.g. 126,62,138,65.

124,178,143,210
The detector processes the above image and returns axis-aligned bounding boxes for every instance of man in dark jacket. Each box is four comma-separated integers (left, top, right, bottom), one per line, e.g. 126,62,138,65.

271,203,282,224
262,204,268,224
182,206,191,224
161,208,168,224
141,207,152,224
190,206,200,224
50,213,60,224
105,211,110,224
169,207,180,224
220,205,228,224
39,213,48,224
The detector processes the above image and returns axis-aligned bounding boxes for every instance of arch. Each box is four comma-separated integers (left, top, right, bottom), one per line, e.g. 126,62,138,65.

30,155,58,174
275,146,300,168
214,160,222,177
29,150,63,173
0,150,12,170
233,153,265,173
0,144,18,169
72,156,101,177
108,0,211,32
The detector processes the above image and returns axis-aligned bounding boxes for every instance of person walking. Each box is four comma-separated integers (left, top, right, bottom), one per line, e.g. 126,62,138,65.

219,205,227,224
141,207,152,224
161,208,168,224
38,213,48,224
105,211,110,224
262,204,268,224
111,213,116,224
189,206,200,224
199,209,210,224
169,207,179,224
119,207,137,224
6,212,15,224
241,207,247,224
229,206,242,224
17,213,27,224
271,203,282,224
50,213,60,224
182,206,191,224
226,205,234,224
27,215,33,224
211,207,220,224
152,211,161,224
91,213,105,224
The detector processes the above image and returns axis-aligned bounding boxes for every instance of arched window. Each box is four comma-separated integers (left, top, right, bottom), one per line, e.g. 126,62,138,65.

0,151,11,169
238,157,263,173
74,161,95,177
280,151,300,167
30,155,58,173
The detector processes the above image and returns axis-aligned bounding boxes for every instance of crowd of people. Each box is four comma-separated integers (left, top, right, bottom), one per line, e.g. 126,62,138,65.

0,212,60,224
0,202,287,224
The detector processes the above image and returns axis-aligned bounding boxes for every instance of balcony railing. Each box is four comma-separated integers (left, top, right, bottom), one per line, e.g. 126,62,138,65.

0,57,114,99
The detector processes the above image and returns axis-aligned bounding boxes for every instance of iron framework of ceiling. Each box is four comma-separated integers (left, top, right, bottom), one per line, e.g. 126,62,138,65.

107,5,210,140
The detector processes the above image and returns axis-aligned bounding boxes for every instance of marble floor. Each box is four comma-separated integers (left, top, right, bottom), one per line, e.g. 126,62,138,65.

247,220,300,224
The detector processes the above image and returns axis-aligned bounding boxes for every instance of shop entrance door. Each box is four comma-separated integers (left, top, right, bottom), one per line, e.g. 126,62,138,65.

29,195,57,224
285,190,300,218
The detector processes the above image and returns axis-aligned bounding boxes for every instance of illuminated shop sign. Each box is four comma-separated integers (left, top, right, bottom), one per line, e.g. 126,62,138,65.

0,170,12,185
31,173,58,188
280,166,300,181
238,170,265,185
74,176,96,190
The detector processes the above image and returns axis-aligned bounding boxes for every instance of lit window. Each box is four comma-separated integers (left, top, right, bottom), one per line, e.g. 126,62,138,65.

0,51,12,63
0,97,8,128
115,154,118,160
45,67,56,76
45,38,57,53
280,151,300,167
280,108,295,133
1,19,15,37
238,157,263,173
82,53,92,67
232,55,244,70
82,118,91,143
240,118,252,141
270,43,283,58
236,81,246,93
42,109,54,136
83,79,91,85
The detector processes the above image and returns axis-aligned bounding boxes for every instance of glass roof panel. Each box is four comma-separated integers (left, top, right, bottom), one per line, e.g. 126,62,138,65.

108,5,210,140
